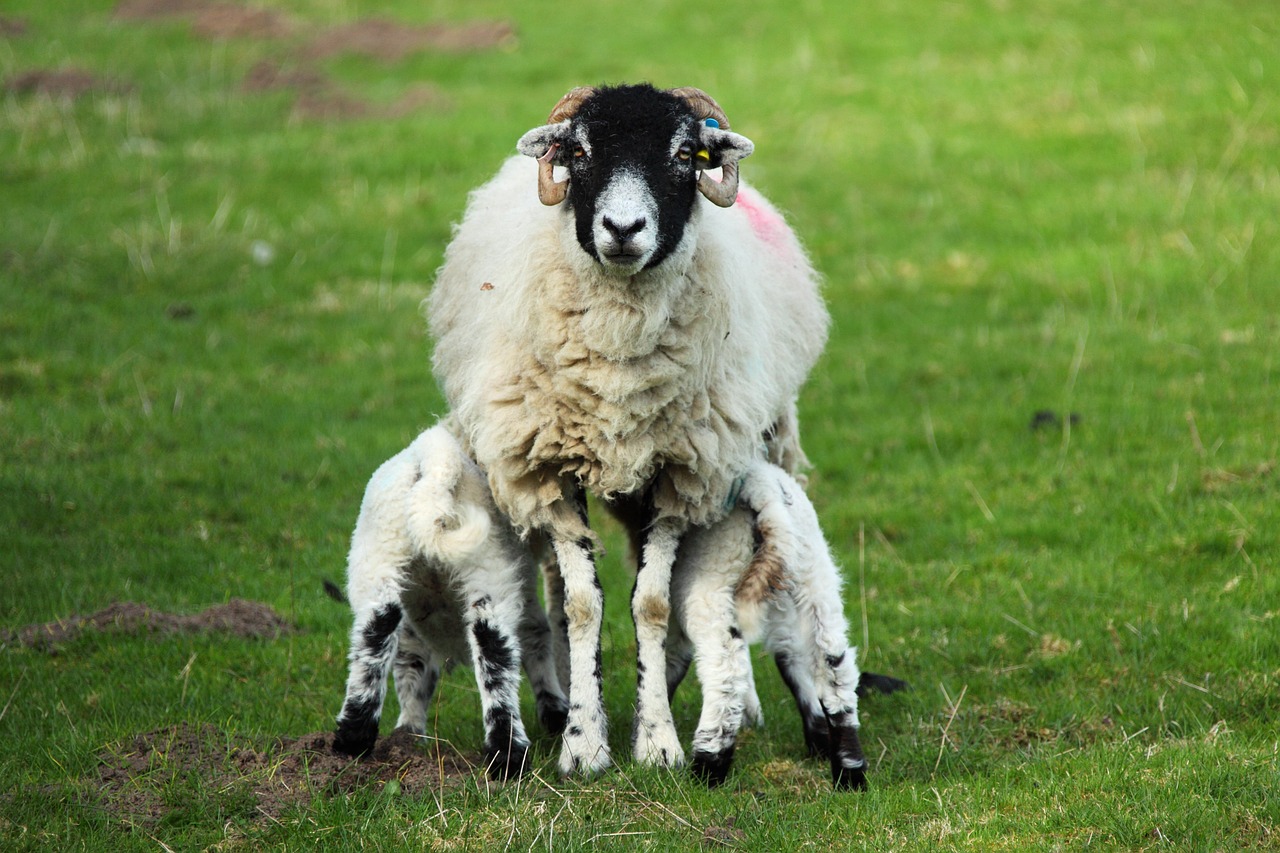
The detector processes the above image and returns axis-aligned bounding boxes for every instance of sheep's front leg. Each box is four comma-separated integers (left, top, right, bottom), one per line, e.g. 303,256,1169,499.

392,620,441,735
631,515,687,768
552,533,612,775
334,602,403,757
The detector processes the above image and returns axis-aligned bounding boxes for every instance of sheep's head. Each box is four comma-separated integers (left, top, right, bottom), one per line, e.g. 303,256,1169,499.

517,83,754,277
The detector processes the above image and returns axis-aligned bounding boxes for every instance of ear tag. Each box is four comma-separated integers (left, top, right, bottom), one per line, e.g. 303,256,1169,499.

695,149,711,163
703,118,720,128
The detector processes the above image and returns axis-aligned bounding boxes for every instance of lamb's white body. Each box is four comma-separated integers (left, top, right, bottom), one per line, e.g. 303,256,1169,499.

332,426,567,779
429,154,828,773
668,459,868,789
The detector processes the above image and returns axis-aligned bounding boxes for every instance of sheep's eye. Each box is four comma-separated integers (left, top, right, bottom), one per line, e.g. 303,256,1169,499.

676,145,693,162
573,146,586,158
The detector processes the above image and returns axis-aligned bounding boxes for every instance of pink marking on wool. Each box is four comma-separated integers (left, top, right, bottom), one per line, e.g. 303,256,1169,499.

735,187,792,253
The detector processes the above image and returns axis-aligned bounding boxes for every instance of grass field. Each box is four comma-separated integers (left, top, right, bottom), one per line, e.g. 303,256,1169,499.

2,0,1278,849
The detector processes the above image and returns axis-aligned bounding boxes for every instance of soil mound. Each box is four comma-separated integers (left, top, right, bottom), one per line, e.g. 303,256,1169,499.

96,723,471,823
7,599,293,652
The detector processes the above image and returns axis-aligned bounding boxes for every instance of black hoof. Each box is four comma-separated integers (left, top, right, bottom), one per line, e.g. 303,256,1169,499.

537,695,570,737
691,748,735,787
833,759,868,791
332,722,378,758
856,671,910,698
484,742,531,780
803,718,832,759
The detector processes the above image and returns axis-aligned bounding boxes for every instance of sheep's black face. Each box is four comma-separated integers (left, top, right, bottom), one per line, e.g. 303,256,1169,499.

518,84,754,277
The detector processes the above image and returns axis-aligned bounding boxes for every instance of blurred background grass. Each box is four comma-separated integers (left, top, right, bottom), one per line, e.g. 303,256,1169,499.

1,0,1278,848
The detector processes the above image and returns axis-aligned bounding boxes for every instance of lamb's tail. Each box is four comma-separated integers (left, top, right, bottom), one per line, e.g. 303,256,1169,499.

404,427,493,562
734,462,797,604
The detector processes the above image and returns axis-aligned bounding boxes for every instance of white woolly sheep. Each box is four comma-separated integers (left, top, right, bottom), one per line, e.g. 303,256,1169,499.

666,458,906,789
428,83,829,775
332,425,568,779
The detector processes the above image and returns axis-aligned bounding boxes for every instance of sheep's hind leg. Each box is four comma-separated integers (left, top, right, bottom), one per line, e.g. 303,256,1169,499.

631,515,687,768
552,533,612,775
334,601,404,757
517,556,569,736
685,595,751,786
774,650,832,759
463,590,533,780
817,648,868,791
391,620,440,735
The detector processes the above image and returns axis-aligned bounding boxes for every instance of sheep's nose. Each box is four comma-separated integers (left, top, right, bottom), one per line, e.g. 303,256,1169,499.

602,215,647,242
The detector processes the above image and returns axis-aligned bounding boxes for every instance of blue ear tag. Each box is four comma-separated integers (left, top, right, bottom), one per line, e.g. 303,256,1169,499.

704,118,720,128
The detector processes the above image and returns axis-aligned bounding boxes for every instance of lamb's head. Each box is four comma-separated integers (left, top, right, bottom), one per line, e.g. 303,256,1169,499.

517,83,754,277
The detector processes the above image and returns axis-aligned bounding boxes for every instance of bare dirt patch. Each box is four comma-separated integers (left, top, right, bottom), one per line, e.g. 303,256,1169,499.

6,599,293,652
302,18,516,62
114,0,292,39
242,58,450,121
96,722,471,824
3,68,133,99
0,16,29,37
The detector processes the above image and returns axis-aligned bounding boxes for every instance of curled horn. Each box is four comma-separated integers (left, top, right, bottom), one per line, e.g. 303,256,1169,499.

669,86,739,207
537,86,597,206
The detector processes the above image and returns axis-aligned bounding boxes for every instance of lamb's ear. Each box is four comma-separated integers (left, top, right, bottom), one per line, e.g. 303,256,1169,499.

696,127,754,169
517,122,573,164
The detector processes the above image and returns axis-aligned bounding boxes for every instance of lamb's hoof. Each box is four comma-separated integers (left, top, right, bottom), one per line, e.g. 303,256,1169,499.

332,723,377,759
691,748,735,787
633,722,685,769
832,758,868,791
856,671,910,698
484,741,531,780
537,695,570,737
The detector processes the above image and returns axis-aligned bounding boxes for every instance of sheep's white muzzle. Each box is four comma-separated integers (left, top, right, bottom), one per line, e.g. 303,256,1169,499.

593,170,659,275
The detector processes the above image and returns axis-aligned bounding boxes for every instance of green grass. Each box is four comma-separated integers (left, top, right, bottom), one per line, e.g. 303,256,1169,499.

2,0,1278,849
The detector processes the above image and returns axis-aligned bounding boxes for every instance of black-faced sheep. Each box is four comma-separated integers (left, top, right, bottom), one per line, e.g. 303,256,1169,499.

332,425,568,779
667,459,906,789
427,83,828,775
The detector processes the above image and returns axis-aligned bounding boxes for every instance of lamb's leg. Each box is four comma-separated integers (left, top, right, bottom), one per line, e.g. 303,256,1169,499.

552,531,612,775
631,515,687,768
517,557,569,736
742,655,764,729
334,601,403,757
685,594,751,786
462,589,533,780
817,649,867,791
773,650,831,758
392,620,440,735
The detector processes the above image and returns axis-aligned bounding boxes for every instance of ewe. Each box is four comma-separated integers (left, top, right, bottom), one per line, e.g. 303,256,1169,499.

428,84,828,774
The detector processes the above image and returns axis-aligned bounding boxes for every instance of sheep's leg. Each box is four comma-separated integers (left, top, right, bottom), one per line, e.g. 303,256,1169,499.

816,648,867,791
552,532,612,775
334,601,404,757
461,587,533,780
665,626,693,703
538,549,572,697
685,591,751,786
517,557,569,736
392,620,440,735
631,515,687,768
773,650,831,758
742,655,764,729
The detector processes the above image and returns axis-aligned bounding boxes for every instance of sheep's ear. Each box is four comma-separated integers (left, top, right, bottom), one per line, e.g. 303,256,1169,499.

696,127,754,169
517,122,573,163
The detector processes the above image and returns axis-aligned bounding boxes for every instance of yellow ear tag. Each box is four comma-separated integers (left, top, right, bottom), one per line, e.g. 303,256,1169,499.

696,149,711,162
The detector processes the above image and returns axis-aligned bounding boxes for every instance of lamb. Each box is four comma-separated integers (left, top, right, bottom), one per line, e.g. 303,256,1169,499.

331,424,568,779
667,458,906,789
427,83,829,775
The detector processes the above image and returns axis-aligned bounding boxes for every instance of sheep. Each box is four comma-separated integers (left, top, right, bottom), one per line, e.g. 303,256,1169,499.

427,83,829,775
331,424,568,779
666,458,906,789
